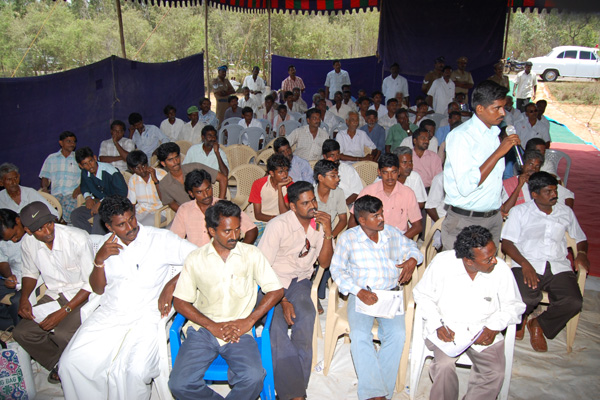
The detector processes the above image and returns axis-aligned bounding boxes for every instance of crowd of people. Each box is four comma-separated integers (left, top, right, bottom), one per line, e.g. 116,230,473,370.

0,55,589,400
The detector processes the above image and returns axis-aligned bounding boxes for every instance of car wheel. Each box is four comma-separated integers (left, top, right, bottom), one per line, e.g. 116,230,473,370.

542,69,558,82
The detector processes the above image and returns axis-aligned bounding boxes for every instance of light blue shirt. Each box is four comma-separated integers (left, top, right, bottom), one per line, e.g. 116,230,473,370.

443,115,504,212
289,156,314,184
132,124,170,160
434,125,451,144
183,144,229,170
330,224,423,296
198,110,219,127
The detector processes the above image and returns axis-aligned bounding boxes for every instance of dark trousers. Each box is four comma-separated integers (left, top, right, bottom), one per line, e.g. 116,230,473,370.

168,328,265,400
0,281,20,330
259,278,315,400
70,206,108,235
516,98,531,113
512,264,583,339
12,294,85,371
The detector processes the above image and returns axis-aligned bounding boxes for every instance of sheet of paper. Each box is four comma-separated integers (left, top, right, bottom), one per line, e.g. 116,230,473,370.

427,325,484,357
32,301,61,324
355,289,404,319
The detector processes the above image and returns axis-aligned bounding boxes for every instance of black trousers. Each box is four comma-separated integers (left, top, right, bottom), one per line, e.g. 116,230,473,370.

512,263,582,339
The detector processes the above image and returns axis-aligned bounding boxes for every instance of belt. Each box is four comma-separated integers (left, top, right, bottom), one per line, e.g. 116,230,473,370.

448,205,499,218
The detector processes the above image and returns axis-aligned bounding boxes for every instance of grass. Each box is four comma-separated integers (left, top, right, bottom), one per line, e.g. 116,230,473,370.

545,81,600,105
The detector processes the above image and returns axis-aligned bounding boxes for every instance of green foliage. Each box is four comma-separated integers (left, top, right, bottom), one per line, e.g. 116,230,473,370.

546,82,600,105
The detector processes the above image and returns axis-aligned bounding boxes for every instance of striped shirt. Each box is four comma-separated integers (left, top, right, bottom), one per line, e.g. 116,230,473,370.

281,76,306,92
39,150,81,196
127,169,168,214
331,224,423,296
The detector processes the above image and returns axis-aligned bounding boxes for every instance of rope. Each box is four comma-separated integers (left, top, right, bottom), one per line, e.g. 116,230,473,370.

132,7,171,61
11,1,60,77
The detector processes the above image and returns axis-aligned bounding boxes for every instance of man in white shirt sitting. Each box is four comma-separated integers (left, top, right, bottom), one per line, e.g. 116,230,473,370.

336,112,380,163
379,98,399,131
239,86,261,116
160,105,185,141
99,120,135,172
392,147,427,208
180,106,206,145
292,88,308,114
501,172,588,352
414,225,525,400
273,105,295,136
515,103,551,149
128,112,171,160
368,91,388,118
329,91,353,121
183,126,230,177
239,107,265,147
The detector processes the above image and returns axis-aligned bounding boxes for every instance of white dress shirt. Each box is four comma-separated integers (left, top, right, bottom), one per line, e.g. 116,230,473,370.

399,135,439,153
183,144,230,170
425,172,446,218
515,119,551,147
179,121,206,145
0,186,59,218
242,75,266,106
428,77,456,115
382,74,409,102
325,69,351,99
369,104,388,119
336,129,377,158
338,161,364,200
160,118,185,141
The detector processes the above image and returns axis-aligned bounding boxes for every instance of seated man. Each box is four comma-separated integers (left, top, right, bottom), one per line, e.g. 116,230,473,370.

70,147,128,234
198,97,219,127
356,96,371,126
39,131,81,223
368,90,388,118
337,111,379,163
248,154,293,240
223,95,243,120
259,94,277,127
392,147,427,208
274,104,295,135
409,128,443,190
283,90,295,113
414,225,525,400
425,172,446,250
331,195,423,400
322,139,363,206
14,202,93,384
183,125,230,177
274,137,313,184
0,209,26,330
349,154,422,238
98,120,135,172
258,181,334,400
168,200,284,399
524,138,556,177
401,119,440,153
0,163,59,219
501,172,588,352
515,103,551,149
128,112,170,160
378,98,399,132
179,106,205,145
316,98,337,130
238,106,263,130
411,102,430,125
360,110,387,154
434,111,462,145
239,86,260,116
385,109,418,153
157,143,226,212
59,196,197,399
286,108,329,162
125,150,167,226
171,169,258,247
292,87,308,114
330,91,352,121
160,104,185,141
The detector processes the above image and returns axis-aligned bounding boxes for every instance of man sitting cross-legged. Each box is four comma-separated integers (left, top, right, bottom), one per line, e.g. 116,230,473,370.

168,200,284,400
59,195,197,399
331,195,423,400
171,169,258,247
414,225,525,400
501,172,588,352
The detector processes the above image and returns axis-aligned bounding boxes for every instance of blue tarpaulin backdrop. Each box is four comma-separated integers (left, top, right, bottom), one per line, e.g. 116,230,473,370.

1,53,204,188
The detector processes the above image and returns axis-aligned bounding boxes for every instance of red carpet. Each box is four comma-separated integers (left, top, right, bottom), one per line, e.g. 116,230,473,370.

551,143,600,277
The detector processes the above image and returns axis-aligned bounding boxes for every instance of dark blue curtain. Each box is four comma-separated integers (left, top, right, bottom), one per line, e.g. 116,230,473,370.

0,53,204,187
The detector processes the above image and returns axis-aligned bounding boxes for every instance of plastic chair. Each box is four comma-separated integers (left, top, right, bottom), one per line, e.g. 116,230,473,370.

503,233,584,352
322,277,415,393
352,161,379,186
289,111,302,121
169,293,276,400
153,205,175,228
37,190,63,220
255,148,274,170
175,140,193,155
240,127,267,151
258,118,272,135
418,216,445,281
409,305,517,400
218,124,244,146
310,265,326,370
221,117,242,127
212,179,231,200
544,149,571,187
223,145,258,176
229,164,266,211
279,120,301,137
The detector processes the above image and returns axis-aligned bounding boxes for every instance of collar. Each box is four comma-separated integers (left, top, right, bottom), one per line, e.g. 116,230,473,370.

472,114,500,136
206,238,243,259
354,224,392,245
87,162,113,179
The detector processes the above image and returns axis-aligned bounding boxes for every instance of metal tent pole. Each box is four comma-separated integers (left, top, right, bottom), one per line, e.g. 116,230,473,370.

205,0,210,97
115,0,127,58
268,0,272,88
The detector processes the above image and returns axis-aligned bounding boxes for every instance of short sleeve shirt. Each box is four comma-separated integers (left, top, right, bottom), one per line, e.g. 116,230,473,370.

248,176,290,222
39,150,81,196
99,137,136,171
158,163,218,206
315,186,347,223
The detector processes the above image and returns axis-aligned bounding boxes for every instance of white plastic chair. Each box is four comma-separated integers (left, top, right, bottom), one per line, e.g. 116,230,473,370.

218,124,244,146
240,127,267,151
409,305,516,400
279,120,301,137
221,117,241,127
544,149,571,187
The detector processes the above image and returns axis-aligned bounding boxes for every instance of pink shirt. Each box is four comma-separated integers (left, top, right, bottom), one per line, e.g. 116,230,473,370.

412,149,443,188
171,198,256,247
352,181,422,232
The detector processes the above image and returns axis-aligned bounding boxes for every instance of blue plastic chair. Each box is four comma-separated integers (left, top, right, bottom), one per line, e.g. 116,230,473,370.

169,296,276,400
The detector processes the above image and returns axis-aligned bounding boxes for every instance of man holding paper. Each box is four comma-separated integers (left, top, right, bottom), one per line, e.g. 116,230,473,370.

413,225,525,400
330,195,423,400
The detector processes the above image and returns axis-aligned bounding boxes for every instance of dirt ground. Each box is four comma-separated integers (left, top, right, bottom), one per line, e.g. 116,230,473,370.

536,81,600,148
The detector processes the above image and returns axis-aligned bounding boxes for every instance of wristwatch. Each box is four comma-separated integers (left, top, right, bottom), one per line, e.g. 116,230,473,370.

64,306,72,313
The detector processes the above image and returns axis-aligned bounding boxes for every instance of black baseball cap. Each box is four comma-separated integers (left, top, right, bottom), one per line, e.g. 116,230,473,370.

20,202,55,232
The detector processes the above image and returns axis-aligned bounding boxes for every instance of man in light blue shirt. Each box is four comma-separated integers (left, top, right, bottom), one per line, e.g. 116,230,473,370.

128,112,171,160
442,81,521,250
273,137,314,184
434,111,462,145
198,97,219,127
331,195,422,400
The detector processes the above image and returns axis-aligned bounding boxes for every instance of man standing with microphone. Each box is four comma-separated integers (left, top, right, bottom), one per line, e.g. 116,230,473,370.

442,81,521,250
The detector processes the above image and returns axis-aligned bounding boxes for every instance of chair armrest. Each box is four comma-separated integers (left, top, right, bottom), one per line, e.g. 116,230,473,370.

169,313,187,367
311,265,325,315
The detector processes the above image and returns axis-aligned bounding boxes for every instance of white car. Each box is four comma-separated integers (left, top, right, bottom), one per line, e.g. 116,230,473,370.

528,46,600,81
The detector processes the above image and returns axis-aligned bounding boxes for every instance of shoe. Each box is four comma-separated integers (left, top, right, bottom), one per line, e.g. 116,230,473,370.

48,365,61,384
516,316,527,340
527,317,548,352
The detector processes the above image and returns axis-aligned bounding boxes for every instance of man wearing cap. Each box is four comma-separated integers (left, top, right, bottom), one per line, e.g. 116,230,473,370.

179,106,205,145
513,62,537,112
451,56,474,97
212,66,236,128
13,202,93,384
422,56,445,94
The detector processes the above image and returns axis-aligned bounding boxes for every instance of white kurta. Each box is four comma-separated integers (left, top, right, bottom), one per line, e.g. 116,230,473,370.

59,225,197,400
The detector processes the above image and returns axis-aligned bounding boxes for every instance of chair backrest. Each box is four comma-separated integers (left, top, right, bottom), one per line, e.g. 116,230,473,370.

223,145,258,175
280,120,301,137
37,191,63,220
309,159,318,169
230,164,267,211
255,147,275,168
419,216,445,279
544,148,571,187
212,179,231,200
218,124,244,146
222,117,241,127
175,140,193,155
240,127,267,151
352,161,379,186
289,111,302,121
258,118,272,133
264,137,278,149
121,170,133,185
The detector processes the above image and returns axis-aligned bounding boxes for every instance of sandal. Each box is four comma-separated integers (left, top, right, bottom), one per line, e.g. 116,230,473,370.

48,365,61,384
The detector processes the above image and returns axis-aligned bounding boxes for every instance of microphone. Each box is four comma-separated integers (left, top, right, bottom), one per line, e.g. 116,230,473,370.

505,125,524,167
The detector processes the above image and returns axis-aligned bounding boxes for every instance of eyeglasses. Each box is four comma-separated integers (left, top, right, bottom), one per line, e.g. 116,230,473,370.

298,238,311,258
